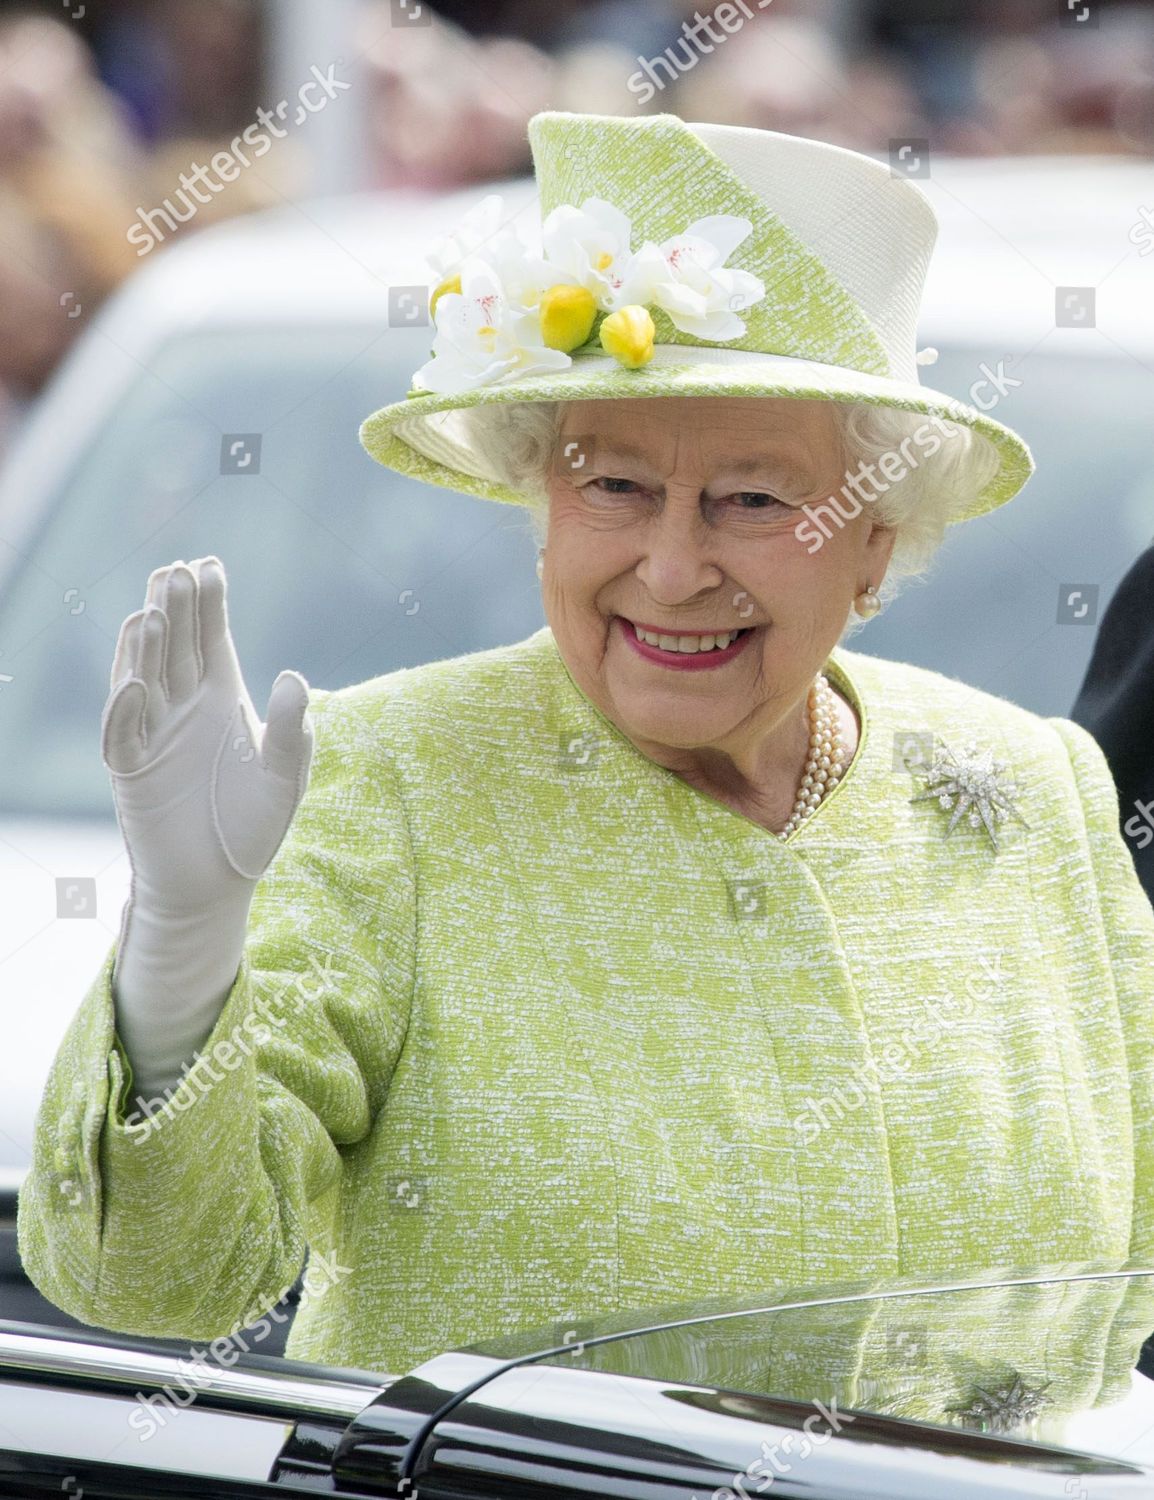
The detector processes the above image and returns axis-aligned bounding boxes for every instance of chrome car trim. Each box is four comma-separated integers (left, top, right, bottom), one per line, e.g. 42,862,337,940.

0,1328,393,1419
410,1360,1154,1500
0,1378,293,1483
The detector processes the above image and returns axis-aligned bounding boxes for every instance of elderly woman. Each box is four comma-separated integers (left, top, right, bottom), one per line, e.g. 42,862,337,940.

18,110,1154,1383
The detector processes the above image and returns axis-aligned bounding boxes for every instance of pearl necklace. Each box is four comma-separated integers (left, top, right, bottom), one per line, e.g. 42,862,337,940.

776,673,846,840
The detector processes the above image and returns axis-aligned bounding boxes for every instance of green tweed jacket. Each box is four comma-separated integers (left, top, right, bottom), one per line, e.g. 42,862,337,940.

16,625,1154,1381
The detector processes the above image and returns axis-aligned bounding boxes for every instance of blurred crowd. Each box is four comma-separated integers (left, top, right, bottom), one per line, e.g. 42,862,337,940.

0,0,1152,440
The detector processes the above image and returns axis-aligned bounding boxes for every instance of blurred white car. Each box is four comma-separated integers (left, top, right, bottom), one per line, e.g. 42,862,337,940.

2,158,1152,1326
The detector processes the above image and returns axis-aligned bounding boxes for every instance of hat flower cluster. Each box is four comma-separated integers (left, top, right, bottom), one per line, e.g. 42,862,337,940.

409,192,767,397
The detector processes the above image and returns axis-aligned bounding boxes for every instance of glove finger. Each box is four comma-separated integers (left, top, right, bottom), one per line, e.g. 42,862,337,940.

110,608,143,692
102,676,148,775
262,670,313,792
109,563,166,696
196,554,243,693
136,605,168,746
163,562,199,703
146,559,183,607
144,560,182,633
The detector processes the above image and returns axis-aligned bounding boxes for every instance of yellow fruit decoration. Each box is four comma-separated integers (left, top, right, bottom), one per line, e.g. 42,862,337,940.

599,304,655,369
429,274,462,318
538,284,597,353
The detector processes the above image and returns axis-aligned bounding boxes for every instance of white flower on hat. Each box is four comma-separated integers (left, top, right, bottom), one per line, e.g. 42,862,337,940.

411,194,768,392
539,197,666,312
648,215,766,341
426,193,553,316
411,257,570,395
426,193,506,282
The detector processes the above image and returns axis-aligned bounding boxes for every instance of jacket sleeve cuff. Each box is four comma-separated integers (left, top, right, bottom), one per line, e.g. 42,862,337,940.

17,936,295,1339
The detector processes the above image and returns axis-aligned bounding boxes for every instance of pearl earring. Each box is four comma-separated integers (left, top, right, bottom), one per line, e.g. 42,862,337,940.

536,546,545,580
854,583,881,618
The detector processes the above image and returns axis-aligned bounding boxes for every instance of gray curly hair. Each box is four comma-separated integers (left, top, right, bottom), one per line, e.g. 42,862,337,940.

455,398,1001,644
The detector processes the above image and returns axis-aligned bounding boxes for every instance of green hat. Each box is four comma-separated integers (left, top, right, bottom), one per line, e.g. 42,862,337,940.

359,110,1033,522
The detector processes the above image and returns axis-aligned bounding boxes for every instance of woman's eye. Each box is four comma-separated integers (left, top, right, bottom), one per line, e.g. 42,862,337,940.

580,481,789,508
731,491,786,509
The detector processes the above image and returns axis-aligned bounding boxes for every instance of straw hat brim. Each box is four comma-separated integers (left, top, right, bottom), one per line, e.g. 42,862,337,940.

359,342,1033,525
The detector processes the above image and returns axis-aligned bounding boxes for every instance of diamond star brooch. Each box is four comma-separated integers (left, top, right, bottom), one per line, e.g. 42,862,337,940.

949,1373,1052,1433
909,736,1030,852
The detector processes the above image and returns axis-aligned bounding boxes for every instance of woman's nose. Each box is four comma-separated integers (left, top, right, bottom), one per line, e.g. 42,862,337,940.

632,497,724,603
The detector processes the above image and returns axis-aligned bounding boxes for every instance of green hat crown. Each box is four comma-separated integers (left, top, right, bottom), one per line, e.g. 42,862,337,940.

529,110,930,380
358,110,1034,525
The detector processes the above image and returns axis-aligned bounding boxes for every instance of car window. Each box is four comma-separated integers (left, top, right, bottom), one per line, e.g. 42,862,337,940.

0,327,543,819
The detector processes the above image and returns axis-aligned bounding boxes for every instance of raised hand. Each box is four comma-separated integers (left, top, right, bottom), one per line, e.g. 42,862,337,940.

102,556,314,919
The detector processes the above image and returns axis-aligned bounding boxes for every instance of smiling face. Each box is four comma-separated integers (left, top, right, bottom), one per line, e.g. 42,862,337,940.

540,395,897,789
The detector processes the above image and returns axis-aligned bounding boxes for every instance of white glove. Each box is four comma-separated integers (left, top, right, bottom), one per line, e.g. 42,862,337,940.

103,556,314,1113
